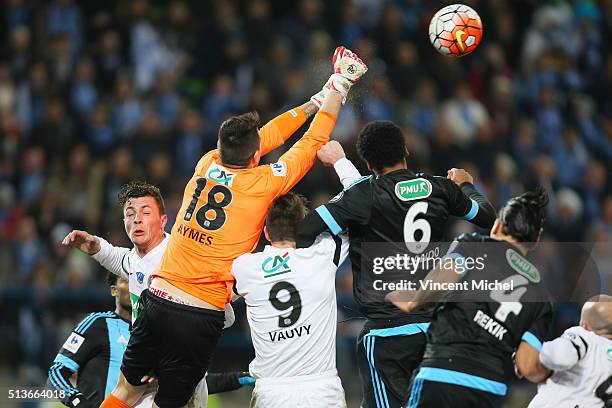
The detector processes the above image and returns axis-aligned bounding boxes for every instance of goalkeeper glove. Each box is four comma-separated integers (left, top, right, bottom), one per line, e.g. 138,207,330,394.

311,46,368,107
63,392,92,408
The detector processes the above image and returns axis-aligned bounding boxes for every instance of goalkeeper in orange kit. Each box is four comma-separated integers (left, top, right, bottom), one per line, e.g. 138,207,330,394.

100,47,367,408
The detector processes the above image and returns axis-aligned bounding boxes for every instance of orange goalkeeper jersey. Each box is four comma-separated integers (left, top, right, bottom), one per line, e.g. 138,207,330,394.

154,108,337,307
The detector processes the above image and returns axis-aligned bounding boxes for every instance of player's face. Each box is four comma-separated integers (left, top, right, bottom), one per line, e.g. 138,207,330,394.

123,196,167,249
112,277,132,311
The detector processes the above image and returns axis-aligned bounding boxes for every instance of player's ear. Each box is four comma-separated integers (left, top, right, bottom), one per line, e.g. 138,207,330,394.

110,285,118,297
263,226,271,242
490,218,502,237
160,214,168,230
365,161,373,172
252,150,261,166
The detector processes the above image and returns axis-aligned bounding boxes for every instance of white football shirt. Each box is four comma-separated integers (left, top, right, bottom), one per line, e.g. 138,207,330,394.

93,233,170,321
529,326,612,408
232,233,349,379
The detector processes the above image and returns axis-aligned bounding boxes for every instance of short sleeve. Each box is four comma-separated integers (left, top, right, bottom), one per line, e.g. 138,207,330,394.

56,314,106,369
521,302,553,352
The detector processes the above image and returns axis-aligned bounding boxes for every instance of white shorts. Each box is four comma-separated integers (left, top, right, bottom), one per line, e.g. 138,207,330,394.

132,381,157,408
250,370,346,408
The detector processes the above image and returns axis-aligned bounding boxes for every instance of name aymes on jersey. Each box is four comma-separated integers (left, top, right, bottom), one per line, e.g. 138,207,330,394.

473,310,508,340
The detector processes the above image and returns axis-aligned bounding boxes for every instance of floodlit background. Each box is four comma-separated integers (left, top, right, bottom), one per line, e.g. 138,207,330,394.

0,0,611,406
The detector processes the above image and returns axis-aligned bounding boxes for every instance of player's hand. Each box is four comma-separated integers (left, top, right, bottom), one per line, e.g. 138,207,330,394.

447,168,474,186
385,291,418,314
311,46,368,107
317,141,346,166
140,373,156,383
62,230,101,255
223,303,235,329
332,46,368,84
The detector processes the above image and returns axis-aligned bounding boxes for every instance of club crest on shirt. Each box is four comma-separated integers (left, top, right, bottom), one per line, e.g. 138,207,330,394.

206,163,235,186
136,272,145,284
262,252,291,278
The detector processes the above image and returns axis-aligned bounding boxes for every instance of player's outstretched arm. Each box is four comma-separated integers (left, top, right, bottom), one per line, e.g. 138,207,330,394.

318,141,362,188
62,230,129,278
258,101,319,157
258,45,361,157
385,258,463,314
447,168,496,229
271,47,367,196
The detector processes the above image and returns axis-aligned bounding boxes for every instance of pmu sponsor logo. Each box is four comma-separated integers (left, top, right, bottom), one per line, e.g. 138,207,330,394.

506,249,540,283
607,348,612,361
268,325,312,342
395,178,432,201
206,163,235,186
262,253,291,278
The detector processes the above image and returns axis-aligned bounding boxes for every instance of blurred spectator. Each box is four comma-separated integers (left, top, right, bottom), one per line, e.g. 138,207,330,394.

581,161,607,221
86,103,115,155
552,127,588,188
175,107,206,177
30,97,74,160
70,58,98,121
14,216,47,281
203,74,235,132
46,0,83,55
18,146,46,205
440,84,490,144
113,75,143,138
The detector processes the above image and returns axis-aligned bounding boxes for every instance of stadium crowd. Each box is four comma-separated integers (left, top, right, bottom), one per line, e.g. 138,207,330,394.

0,0,611,401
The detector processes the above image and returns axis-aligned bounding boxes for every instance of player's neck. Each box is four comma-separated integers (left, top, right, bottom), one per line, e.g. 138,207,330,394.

115,304,131,322
374,162,407,176
135,232,165,257
491,232,528,255
271,240,296,249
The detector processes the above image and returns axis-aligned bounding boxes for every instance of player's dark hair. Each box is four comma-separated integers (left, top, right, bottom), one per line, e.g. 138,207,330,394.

106,272,118,286
117,180,165,215
266,193,309,242
218,111,261,167
356,121,407,172
499,188,548,243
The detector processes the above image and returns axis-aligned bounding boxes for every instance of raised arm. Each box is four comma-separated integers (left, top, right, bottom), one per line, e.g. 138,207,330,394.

317,140,363,188
62,230,129,278
258,102,319,157
446,168,496,229
271,93,342,195
270,47,367,196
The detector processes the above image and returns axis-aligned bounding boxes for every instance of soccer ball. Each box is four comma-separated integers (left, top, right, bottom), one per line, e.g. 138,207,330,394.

428,4,483,57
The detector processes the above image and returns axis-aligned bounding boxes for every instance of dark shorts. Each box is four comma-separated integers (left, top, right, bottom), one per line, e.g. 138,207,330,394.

405,372,504,408
121,290,225,407
356,322,428,408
